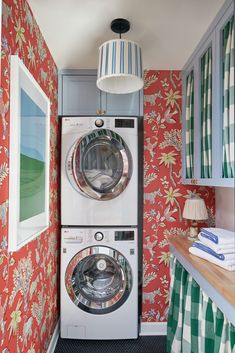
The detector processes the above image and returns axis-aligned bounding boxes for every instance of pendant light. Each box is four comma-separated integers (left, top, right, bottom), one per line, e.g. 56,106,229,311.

97,18,144,94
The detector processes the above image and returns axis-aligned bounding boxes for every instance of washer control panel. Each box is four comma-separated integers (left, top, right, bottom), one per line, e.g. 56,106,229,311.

94,232,104,241
62,229,135,244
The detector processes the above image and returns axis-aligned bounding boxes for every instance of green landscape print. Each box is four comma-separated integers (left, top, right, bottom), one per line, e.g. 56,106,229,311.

20,89,46,222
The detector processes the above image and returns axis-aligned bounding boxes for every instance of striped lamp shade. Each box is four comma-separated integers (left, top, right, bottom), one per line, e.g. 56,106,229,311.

97,39,143,94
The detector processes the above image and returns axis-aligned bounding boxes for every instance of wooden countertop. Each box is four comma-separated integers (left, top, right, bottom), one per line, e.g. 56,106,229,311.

167,235,235,325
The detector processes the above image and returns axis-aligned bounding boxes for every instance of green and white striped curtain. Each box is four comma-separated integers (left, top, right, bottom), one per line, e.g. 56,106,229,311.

222,16,234,178
201,47,213,178
167,256,235,353
185,71,194,179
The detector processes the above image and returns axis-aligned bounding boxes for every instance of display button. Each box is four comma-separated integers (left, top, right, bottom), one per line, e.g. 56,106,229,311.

95,119,104,127
94,232,104,241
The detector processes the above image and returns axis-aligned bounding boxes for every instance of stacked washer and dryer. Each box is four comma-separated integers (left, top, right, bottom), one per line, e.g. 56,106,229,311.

60,116,140,340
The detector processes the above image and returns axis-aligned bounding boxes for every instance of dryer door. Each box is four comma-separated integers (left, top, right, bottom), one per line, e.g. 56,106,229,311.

67,129,133,200
65,246,133,314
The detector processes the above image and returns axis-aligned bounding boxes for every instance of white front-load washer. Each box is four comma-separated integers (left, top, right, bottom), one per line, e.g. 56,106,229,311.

60,227,138,340
61,116,138,226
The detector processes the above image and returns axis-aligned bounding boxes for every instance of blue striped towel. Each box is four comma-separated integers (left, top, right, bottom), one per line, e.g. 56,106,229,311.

198,233,235,253
200,228,235,245
189,247,235,271
192,241,235,261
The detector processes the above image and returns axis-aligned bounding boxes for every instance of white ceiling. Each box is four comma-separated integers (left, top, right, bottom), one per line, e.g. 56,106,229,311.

28,0,225,70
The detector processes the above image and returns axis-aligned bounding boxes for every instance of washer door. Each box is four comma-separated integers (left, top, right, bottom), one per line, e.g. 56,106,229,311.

65,246,133,314
67,129,133,200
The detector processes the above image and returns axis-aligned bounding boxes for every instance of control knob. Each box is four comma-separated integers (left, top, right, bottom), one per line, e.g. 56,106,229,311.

95,118,104,128
94,232,104,241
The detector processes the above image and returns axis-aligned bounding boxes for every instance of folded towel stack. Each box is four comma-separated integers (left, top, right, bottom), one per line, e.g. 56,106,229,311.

188,228,235,271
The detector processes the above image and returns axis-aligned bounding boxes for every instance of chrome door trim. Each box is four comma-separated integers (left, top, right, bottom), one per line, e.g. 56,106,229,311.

67,129,133,200
65,246,133,315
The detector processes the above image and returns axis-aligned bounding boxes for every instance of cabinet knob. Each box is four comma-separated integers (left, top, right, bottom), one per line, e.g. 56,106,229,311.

96,109,106,116
191,179,198,185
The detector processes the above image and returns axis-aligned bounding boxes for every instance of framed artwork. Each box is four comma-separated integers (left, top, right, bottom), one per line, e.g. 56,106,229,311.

8,55,50,251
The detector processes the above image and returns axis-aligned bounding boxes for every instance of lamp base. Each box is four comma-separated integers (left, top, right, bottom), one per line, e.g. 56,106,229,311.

187,222,198,241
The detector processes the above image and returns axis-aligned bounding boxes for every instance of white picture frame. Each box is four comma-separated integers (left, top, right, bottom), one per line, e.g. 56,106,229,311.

8,55,50,252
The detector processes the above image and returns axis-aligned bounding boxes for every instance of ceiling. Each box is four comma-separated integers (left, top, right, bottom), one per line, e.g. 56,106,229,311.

28,0,225,70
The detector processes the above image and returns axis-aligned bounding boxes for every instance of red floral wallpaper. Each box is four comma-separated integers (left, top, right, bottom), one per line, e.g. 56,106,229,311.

142,70,215,322
0,1,59,352
0,5,215,346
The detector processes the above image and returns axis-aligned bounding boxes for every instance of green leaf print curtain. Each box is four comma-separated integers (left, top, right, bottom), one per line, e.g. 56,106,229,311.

201,47,212,178
167,256,235,353
223,16,234,178
185,71,194,178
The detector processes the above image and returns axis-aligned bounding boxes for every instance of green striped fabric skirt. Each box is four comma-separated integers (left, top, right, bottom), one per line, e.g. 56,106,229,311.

167,256,235,353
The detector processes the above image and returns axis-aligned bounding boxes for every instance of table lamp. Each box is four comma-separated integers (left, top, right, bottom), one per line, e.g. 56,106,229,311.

183,197,208,240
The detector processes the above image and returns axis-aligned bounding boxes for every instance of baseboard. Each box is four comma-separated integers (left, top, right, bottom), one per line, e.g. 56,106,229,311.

46,319,60,353
139,322,167,336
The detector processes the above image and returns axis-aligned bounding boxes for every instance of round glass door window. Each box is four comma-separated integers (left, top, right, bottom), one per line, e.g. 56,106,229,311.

65,246,133,314
67,129,133,200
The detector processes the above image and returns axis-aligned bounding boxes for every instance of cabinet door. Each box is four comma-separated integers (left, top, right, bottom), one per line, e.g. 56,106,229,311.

182,62,198,185
181,0,234,187
199,42,214,180
101,91,141,116
215,6,234,184
62,75,100,115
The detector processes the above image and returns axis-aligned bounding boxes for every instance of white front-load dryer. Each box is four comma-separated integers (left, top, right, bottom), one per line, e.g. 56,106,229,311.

60,227,138,340
61,116,138,226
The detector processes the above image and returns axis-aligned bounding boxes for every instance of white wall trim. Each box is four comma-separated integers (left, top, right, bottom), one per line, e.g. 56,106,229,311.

140,322,167,336
46,319,60,353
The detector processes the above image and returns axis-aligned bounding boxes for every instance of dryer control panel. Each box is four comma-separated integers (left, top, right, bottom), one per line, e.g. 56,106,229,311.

62,116,137,135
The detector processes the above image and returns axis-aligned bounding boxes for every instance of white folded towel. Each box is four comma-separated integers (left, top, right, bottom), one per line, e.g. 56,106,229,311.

193,241,235,261
200,228,235,245
198,234,235,254
189,246,235,271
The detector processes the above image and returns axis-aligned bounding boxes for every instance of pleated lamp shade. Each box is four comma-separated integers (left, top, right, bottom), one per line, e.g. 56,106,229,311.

183,198,208,221
97,39,144,94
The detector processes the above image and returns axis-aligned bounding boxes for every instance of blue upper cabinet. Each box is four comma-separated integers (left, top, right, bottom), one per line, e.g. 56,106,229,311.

102,91,142,116
61,74,101,116
182,0,234,187
58,70,143,117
